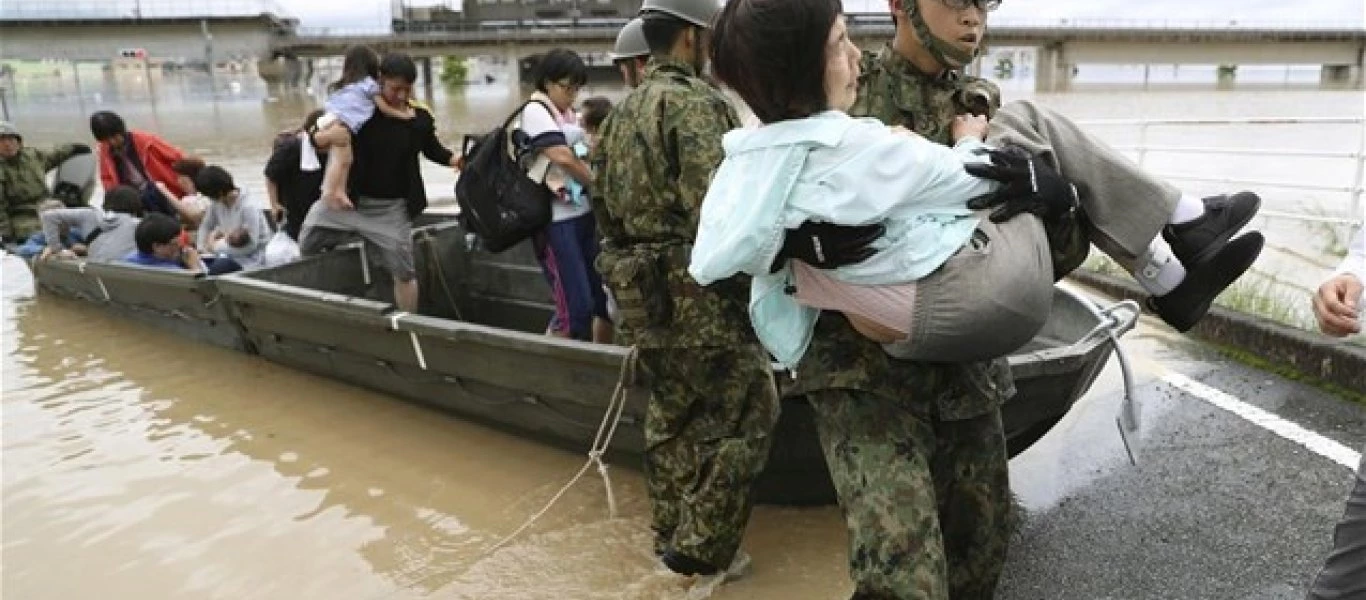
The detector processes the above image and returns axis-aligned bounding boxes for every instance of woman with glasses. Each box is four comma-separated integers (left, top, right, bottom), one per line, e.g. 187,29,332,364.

515,48,612,343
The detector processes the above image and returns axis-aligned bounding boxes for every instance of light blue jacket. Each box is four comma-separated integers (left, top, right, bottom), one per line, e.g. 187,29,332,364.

689,110,999,369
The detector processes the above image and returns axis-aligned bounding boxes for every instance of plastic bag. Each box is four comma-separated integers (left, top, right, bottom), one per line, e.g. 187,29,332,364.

262,230,301,268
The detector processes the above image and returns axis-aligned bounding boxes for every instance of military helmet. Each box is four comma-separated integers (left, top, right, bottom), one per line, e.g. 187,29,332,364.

640,0,721,28
610,18,650,60
0,121,19,141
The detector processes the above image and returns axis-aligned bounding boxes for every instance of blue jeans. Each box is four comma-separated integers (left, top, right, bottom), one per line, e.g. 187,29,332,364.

532,212,609,341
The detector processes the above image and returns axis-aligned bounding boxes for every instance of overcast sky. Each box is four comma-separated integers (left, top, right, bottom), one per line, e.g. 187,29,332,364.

276,0,1366,29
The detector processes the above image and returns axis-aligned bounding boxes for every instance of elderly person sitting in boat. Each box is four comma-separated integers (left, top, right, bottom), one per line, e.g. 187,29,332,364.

689,0,1266,371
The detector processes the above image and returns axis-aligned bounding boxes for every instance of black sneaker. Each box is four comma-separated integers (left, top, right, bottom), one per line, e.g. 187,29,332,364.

1162,191,1262,266
1147,231,1264,332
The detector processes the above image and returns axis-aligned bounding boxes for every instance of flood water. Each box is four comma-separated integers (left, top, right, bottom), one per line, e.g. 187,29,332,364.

1,65,1363,598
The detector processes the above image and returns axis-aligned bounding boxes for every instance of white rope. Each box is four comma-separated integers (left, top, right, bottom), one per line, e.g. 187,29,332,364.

388,312,428,370
78,262,111,301
483,345,638,555
360,244,372,286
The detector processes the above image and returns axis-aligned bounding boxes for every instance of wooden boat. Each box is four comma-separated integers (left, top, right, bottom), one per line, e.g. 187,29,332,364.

29,217,1136,505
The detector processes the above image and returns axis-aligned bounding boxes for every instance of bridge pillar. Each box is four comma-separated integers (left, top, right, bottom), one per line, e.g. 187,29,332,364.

1321,65,1362,88
421,57,435,102
1034,43,1071,93
502,46,522,92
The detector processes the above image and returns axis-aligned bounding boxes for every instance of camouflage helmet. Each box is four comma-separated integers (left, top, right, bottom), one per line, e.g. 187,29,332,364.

0,121,19,141
610,18,650,60
640,0,721,28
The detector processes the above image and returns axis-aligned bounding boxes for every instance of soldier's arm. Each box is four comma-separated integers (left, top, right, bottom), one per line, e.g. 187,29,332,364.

590,113,630,246
668,92,737,234
39,144,83,171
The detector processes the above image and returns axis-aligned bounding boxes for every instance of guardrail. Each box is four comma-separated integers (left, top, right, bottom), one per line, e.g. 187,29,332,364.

290,17,1366,38
1076,116,1365,227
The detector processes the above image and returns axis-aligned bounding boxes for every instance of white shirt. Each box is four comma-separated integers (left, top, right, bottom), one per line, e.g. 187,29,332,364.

517,100,593,223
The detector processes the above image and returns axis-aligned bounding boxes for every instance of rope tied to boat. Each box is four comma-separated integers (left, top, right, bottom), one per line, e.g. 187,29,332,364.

78,261,111,302
387,311,428,370
483,344,639,556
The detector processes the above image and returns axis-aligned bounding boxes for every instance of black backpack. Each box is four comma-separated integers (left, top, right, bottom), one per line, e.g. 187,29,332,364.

455,100,555,253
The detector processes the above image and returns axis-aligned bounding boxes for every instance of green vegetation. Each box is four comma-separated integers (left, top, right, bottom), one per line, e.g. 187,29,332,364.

440,56,469,86
1211,273,1315,330
1211,343,1366,405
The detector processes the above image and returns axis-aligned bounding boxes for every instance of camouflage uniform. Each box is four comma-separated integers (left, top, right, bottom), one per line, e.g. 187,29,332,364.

0,144,83,241
812,45,1181,599
592,57,780,569
797,47,1021,600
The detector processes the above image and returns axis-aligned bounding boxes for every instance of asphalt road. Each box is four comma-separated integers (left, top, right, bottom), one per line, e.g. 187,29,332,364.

997,290,1365,600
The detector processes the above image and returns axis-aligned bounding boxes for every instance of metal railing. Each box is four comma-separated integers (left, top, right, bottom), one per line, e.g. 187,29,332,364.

0,0,292,20
290,17,1365,38
1075,116,1365,227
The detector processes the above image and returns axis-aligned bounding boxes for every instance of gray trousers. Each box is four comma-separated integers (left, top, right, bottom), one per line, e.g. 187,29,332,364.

990,99,1180,267
883,100,1182,362
1307,450,1366,600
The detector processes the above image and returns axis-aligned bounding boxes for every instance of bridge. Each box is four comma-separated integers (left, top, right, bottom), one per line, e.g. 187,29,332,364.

271,19,1366,90
2,8,1363,91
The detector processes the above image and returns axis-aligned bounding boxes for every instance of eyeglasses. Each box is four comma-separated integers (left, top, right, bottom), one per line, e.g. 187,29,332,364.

554,80,582,93
937,0,1001,11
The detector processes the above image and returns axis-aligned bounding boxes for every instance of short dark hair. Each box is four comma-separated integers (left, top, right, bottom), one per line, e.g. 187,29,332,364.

581,96,613,131
103,185,144,217
641,13,692,55
89,111,127,142
711,0,843,124
134,213,181,253
533,49,588,93
171,157,206,178
194,165,236,200
379,52,418,84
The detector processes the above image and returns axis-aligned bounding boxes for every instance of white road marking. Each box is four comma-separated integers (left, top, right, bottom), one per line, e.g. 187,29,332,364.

1163,372,1362,470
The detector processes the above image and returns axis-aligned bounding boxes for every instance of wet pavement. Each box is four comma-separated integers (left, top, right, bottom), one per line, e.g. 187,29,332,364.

1000,284,1365,600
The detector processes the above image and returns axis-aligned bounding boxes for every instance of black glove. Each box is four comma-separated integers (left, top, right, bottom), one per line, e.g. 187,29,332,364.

964,145,1078,224
769,221,884,274
69,143,92,155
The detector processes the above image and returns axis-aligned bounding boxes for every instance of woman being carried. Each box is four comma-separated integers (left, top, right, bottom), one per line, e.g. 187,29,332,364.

313,45,415,210
689,0,1264,369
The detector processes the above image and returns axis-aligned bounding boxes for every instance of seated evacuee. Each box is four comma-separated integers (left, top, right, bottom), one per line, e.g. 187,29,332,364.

38,185,145,262
194,165,271,274
688,0,1265,369
124,213,204,273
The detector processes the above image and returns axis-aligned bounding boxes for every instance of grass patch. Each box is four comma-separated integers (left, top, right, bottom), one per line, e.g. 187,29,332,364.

1209,342,1366,406
1212,274,1315,331
1080,253,1125,278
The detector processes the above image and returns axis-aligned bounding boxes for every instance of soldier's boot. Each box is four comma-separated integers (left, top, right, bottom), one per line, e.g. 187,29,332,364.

1145,191,1264,332
660,548,752,581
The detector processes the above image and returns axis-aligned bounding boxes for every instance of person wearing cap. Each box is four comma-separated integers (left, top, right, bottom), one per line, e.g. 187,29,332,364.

609,18,651,88
0,121,92,243
592,0,777,583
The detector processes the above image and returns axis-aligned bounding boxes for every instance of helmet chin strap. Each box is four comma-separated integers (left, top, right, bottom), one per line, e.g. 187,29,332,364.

906,0,978,70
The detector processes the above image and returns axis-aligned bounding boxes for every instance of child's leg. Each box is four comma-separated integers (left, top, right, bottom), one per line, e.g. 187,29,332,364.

315,122,354,210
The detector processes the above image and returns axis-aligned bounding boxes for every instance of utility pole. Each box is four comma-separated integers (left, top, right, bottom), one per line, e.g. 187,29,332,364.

202,19,217,100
